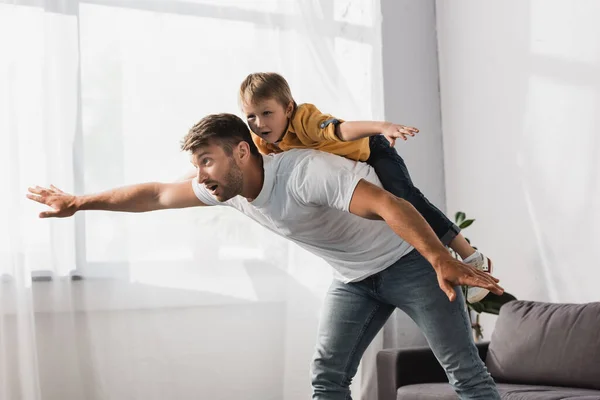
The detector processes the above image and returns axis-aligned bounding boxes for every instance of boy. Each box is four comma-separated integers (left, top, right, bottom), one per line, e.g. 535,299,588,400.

239,72,493,303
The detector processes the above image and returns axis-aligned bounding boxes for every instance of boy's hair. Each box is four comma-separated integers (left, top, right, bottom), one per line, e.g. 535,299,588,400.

239,72,297,109
181,113,260,157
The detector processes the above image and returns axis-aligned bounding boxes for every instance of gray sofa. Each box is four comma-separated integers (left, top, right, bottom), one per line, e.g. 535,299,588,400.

377,300,600,399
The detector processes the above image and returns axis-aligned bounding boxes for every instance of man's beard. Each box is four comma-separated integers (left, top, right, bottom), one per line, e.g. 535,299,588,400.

216,159,243,202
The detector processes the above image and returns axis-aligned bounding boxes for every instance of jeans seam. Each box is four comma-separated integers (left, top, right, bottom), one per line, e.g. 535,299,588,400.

339,302,381,396
454,293,489,394
462,300,480,382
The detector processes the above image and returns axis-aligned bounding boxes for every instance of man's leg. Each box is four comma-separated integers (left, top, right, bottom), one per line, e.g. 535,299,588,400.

379,250,500,399
311,278,395,400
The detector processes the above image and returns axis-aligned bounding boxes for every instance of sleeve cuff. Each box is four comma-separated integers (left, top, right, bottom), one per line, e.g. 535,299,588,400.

319,118,345,142
191,180,218,205
344,176,363,212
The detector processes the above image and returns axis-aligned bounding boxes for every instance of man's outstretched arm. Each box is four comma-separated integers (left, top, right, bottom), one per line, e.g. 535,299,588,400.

26,180,206,219
348,178,503,301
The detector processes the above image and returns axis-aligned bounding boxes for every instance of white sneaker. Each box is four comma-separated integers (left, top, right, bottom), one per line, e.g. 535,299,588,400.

466,254,494,303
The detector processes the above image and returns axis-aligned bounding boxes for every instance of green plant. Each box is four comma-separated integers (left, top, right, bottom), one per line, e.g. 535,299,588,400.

452,212,517,341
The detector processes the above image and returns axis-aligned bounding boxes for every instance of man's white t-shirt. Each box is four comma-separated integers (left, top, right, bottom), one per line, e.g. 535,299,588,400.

192,149,414,283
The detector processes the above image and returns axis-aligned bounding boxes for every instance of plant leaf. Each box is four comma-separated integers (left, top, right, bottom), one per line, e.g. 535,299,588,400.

455,212,466,225
459,219,475,229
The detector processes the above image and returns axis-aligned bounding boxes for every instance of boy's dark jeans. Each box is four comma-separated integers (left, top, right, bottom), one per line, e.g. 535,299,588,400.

367,135,460,246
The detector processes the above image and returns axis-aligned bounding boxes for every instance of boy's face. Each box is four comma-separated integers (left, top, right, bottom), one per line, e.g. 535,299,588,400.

242,98,293,144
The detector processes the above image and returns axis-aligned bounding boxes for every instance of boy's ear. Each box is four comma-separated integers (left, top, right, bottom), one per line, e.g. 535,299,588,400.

286,101,294,118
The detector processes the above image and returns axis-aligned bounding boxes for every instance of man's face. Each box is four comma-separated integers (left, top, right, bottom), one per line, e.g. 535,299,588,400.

191,143,243,202
242,98,292,144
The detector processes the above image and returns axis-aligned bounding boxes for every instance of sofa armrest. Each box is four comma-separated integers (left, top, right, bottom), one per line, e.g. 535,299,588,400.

376,342,489,400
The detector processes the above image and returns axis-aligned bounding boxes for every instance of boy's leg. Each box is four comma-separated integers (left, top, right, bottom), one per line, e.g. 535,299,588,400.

367,135,493,303
366,135,460,246
379,250,500,399
311,278,395,400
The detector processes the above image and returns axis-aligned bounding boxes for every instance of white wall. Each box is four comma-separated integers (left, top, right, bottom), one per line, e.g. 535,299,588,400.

378,0,444,345
382,0,446,209
436,0,600,333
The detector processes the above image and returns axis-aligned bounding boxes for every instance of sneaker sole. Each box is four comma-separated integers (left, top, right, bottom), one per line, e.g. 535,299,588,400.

466,257,494,303
467,287,490,303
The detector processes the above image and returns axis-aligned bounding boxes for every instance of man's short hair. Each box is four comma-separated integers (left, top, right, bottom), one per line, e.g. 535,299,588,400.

181,113,260,156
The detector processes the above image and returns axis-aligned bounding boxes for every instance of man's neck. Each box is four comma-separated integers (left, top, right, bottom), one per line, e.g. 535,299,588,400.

241,155,264,201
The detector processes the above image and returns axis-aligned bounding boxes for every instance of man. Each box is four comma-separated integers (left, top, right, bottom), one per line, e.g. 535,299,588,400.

27,113,503,399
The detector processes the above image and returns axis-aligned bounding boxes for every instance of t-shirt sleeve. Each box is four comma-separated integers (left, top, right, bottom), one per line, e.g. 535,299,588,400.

291,152,363,212
295,103,345,143
191,179,221,206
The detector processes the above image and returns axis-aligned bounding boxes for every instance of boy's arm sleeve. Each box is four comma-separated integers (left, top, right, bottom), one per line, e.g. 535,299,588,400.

296,104,345,143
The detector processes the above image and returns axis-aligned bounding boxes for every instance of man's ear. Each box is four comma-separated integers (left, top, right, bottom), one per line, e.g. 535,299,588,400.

236,141,251,162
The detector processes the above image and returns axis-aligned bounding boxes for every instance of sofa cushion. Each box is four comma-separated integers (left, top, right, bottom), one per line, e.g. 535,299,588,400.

396,383,455,400
486,300,600,390
396,383,600,400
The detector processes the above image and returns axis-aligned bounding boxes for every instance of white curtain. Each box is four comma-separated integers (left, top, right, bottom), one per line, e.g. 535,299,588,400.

0,1,385,399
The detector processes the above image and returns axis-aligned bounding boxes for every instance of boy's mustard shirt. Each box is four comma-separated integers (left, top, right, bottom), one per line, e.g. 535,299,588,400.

251,103,370,162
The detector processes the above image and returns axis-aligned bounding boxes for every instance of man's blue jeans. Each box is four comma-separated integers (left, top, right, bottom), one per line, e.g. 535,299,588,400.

311,250,500,399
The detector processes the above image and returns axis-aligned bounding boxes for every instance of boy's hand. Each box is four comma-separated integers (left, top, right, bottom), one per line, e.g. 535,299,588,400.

26,185,78,218
382,123,418,147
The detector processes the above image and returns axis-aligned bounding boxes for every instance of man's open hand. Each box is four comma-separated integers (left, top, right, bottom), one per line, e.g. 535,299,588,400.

432,256,503,302
26,185,77,218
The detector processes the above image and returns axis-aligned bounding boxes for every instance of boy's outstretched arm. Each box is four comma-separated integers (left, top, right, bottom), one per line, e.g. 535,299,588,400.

348,178,503,301
298,104,418,147
26,180,207,219
335,121,418,146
